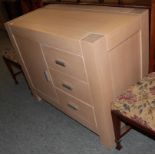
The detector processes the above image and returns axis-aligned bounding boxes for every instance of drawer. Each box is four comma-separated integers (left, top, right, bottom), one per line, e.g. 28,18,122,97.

57,89,96,129
42,46,87,82
50,69,92,105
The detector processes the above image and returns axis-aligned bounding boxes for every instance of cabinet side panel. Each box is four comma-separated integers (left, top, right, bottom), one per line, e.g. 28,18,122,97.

109,32,141,98
81,30,148,148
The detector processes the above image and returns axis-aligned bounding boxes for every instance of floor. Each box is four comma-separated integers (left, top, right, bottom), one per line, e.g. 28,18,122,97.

0,30,155,153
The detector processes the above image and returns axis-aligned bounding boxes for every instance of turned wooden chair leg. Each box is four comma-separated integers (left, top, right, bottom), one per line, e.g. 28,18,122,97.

111,112,122,150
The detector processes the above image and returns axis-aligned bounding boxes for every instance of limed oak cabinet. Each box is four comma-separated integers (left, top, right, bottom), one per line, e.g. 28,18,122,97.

6,5,149,148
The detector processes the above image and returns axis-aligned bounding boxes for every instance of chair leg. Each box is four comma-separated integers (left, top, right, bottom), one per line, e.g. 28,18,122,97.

111,111,122,150
3,57,18,84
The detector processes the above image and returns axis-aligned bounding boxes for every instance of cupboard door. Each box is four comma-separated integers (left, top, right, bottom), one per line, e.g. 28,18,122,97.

14,35,57,101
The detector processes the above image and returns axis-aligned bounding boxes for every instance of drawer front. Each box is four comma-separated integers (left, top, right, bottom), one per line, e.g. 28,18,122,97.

42,46,87,82
50,69,92,105
57,89,96,128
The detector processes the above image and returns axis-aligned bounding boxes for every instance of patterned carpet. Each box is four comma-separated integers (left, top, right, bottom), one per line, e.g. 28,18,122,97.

0,30,155,153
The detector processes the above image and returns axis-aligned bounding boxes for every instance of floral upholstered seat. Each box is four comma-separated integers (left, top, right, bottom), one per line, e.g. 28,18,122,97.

112,72,155,131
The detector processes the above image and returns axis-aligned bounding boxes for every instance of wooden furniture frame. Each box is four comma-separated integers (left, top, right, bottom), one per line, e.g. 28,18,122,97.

6,4,149,149
4,0,153,150
111,110,155,150
10,0,153,72
2,55,23,84
2,53,30,89
43,0,155,73
42,0,155,149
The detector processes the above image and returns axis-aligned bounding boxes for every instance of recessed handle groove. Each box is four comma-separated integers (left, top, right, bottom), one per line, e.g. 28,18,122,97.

62,83,72,91
44,70,50,81
67,103,78,111
55,60,66,67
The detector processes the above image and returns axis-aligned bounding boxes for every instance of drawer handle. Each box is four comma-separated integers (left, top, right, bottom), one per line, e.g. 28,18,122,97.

55,60,66,67
67,103,78,111
44,70,50,81
62,83,72,91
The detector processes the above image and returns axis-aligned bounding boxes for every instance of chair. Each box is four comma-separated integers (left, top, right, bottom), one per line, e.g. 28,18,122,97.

111,72,155,150
2,49,24,84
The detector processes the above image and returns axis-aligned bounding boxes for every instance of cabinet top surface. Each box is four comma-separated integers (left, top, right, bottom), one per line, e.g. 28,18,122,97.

9,4,147,40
